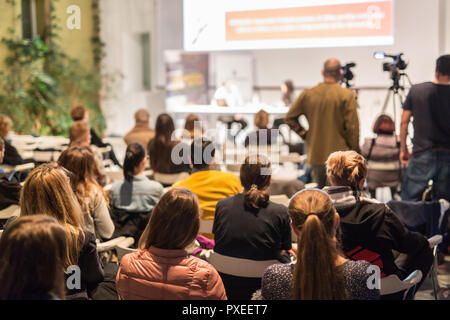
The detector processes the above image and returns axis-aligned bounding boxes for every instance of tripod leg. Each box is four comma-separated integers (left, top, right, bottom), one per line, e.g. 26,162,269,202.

381,89,391,114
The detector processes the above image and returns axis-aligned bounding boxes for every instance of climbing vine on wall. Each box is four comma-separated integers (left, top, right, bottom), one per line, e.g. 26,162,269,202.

0,0,109,136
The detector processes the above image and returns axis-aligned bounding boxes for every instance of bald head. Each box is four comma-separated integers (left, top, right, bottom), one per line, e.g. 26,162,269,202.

323,59,342,81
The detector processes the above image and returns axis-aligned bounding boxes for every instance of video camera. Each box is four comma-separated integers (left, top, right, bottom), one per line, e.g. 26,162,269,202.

341,62,356,88
373,52,408,83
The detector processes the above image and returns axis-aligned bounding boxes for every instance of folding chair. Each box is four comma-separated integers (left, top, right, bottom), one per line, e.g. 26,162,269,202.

207,251,279,278
380,270,422,299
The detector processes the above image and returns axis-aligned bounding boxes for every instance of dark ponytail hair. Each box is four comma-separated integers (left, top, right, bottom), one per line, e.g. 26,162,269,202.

123,143,146,182
240,154,271,211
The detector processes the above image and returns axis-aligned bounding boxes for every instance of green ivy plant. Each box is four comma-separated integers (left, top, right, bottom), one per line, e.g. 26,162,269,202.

0,0,108,136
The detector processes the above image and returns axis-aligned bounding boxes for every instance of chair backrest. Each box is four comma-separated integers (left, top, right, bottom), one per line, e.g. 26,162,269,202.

0,205,20,220
207,251,279,278
199,219,214,235
269,194,290,207
153,172,189,185
380,270,422,297
96,236,134,253
116,245,136,262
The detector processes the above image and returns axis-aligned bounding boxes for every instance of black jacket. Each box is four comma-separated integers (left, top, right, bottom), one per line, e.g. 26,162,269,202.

0,172,21,211
324,186,433,279
3,140,23,166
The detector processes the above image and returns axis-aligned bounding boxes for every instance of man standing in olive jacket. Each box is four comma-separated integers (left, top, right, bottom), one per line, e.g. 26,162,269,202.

285,59,360,187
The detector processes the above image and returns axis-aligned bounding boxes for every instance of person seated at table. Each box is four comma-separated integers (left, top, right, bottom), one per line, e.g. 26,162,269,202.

360,114,401,199
172,139,243,236
0,115,23,167
0,215,67,300
70,105,122,167
148,113,191,176
110,142,164,242
116,187,227,300
257,189,379,300
58,146,114,240
213,154,292,299
324,150,433,299
123,109,155,151
244,109,278,147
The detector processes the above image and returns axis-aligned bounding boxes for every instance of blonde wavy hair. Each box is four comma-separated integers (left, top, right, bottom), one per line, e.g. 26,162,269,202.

20,163,86,267
326,151,368,189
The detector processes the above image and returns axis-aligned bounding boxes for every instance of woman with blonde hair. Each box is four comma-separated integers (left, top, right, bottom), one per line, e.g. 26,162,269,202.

0,215,67,300
58,146,114,240
116,187,227,300
324,150,432,299
18,163,104,299
259,189,379,300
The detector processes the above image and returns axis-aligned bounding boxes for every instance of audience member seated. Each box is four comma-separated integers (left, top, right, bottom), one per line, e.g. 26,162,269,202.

0,115,24,166
148,113,191,177
69,121,107,184
173,139,243,236
213,155,292,299
183,114,203,141
70,105,122,167
58,147,114,240
257,189,379,300
324,151,433,299
0,138,21,219
123,109,155,151
244,110,278,147
0,215,67,300
360,114,401,199
116,187,227,300
15,163,104,299
110,142,163,243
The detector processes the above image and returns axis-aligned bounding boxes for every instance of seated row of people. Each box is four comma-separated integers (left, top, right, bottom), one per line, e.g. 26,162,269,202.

0,148,432,299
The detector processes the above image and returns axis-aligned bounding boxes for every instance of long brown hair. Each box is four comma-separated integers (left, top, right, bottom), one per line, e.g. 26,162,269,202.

148,113,177,173
240,154,271,210
58,146,107,212
138,187,200,250
289,189,346,300
326,151,368,190
69,121,90,146
0,215,67,300
20,163,85,267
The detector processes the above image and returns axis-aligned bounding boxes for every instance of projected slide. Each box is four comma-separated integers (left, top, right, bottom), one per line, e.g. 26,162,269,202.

184,0,393,51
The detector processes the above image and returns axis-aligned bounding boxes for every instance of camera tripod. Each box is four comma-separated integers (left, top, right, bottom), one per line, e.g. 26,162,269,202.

380,71,413,130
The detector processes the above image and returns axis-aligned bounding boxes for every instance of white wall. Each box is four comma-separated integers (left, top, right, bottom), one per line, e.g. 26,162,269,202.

100,0,165,136
157,0,442,88
101,0,447,138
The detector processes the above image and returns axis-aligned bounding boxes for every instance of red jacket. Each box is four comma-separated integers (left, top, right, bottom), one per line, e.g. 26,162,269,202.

116,246,227,300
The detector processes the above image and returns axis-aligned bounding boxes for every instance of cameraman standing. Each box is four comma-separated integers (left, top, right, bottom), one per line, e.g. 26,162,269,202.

400,54,450,202
284,58,360,188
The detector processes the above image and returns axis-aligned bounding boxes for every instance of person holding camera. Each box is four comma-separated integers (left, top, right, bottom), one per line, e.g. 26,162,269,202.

284,58,360,188
400,54,450,202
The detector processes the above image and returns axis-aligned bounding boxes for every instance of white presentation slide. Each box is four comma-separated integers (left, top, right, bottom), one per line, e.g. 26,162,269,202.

183,0,394,51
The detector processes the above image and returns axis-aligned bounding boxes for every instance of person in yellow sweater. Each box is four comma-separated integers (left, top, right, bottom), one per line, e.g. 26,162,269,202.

172,139,243,220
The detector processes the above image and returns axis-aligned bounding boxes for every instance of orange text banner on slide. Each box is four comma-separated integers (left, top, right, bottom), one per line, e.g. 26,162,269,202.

226,1,392,41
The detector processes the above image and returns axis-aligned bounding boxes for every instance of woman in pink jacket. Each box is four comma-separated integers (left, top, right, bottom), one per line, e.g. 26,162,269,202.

116,187,227,300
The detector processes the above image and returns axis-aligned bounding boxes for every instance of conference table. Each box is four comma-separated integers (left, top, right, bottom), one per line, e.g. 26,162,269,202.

166,104,290,116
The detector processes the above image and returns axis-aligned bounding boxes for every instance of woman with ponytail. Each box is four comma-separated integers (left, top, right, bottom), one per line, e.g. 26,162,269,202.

259,189,379,300
213,155,293,299
324,150,433,299
110,143,164,241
